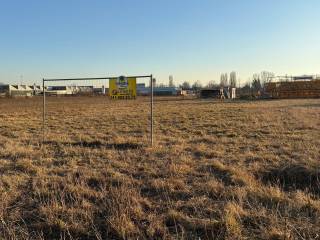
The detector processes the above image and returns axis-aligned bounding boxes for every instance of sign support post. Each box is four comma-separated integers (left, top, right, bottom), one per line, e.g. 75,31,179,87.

150,75,153,147
42,78,45,143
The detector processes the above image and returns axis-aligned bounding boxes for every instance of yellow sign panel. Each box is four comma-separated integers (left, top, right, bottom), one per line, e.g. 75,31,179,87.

109,76,137,99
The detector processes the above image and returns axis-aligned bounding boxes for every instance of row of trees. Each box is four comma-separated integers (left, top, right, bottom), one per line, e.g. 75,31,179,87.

164,72,239,90
242,71,275,93
159,71,274,91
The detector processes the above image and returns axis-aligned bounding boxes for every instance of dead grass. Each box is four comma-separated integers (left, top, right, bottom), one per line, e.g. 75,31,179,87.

0,96,319,239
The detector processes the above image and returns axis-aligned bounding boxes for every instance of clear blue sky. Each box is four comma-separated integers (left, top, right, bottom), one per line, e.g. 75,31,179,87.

0,0,319,86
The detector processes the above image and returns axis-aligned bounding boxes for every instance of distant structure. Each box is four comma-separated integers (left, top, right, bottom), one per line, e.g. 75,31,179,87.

199,89,221,98
0,84,107,97
231,88,236,99
137,83,179,96
0,84,41,97
137,83,149,95
0,83,179,97
152,87,179,96
199,87,236,99
46,86,95,96
265,76,320,99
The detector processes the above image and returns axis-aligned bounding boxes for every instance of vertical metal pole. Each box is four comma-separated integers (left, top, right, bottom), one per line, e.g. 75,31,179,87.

43,79,45,143
150,75,153,147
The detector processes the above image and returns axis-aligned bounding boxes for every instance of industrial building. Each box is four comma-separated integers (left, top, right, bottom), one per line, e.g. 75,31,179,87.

152,87,179,96
199,89,221,98
0,84,107,97
199,87,236,99
137,83,149,95
45,86,97,96
137,83,180,96
0,84,41,97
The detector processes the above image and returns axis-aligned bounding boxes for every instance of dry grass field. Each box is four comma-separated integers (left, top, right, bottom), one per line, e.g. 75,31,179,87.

0,96,319,239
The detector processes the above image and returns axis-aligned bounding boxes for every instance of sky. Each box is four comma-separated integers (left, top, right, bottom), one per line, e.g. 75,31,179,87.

0,0,320,86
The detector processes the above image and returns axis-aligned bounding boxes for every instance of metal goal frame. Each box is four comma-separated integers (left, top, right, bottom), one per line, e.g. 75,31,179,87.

42,75,154,146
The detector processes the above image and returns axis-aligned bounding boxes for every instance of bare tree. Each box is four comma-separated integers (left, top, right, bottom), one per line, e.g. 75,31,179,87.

252,74,262,92
181,81,191,90
244,81,251,90
220,73,228,87
229,71,237,88
260,71,275,87
240,81,251,95
169,75,175,87
206,80,218,88
192,80,202,90
220,74,224,87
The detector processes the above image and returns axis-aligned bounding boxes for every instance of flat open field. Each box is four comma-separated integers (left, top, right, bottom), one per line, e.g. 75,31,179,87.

0,97,320,239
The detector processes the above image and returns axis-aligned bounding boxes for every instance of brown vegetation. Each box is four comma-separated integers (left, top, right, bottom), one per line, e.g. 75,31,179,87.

0,97,319,239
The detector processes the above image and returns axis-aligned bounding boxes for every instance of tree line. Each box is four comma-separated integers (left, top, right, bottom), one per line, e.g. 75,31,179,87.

160,71,274,91
241,71,275,94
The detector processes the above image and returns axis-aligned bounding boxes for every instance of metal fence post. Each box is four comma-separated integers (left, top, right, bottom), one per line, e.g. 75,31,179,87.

43,79,45,143
150,75,153,147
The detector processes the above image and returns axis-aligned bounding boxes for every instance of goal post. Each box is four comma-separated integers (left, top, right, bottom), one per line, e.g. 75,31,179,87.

42,75,154,147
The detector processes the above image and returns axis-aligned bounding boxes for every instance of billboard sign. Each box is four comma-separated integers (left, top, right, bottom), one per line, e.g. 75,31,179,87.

109,76,137,99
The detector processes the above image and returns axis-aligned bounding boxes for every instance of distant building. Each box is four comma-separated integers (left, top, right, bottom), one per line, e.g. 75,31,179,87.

46,86,94,95
199,89,221,98
0,83,184,97
46,86,73,95
0,84,110,97
93,86,108,95
0,84,38,97
137,83,148,95
231,88,236,99
153,87,179,96
199,87,236,99
177,89,187,96
137,84,179,96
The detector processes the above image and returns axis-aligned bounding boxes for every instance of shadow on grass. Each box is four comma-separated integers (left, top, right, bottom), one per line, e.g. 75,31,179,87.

259,164,320,195
44,140,143,150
